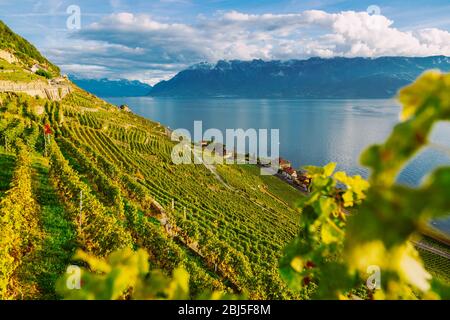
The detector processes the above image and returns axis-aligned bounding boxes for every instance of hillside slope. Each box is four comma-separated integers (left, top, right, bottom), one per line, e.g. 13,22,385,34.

0,20,59,76
2,20,447,300
150,57,450,98
0,84,306,300
0,21,304,299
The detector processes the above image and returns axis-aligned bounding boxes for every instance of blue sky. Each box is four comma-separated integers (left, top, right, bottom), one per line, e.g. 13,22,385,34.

1,0,449,84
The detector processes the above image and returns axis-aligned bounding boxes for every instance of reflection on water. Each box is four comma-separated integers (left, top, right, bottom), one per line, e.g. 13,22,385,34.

104,97,450,234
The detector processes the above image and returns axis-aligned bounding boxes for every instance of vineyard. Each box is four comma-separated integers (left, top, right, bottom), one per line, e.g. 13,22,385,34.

0,19,449,300
1,76,448,300
0,86,308,299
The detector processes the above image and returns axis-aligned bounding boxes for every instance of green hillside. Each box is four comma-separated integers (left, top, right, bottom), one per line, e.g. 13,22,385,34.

0,52,307,299
1,20,448,301
0,20,59,76
0,19,309,299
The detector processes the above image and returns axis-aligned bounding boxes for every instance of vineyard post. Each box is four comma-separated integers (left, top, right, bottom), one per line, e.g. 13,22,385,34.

183,207,186,220
171,198,175,210
44,131,47,157
79,190,83,234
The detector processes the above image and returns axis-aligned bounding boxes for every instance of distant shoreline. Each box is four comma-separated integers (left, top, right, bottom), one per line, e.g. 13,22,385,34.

102,95,399,101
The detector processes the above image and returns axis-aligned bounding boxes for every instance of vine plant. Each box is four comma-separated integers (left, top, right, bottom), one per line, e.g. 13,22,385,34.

280,72,450,299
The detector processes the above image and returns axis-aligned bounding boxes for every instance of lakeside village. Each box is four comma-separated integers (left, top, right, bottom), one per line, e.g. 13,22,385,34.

197,139,312,192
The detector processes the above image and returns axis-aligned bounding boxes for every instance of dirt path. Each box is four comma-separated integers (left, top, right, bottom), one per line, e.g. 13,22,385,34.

190,146,234,190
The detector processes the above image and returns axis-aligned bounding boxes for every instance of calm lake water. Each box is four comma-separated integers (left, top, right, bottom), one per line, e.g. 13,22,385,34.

105,97,450,187
105,97,450,236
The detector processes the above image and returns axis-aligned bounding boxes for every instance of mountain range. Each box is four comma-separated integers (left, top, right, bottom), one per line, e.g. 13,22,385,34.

150,57,450,99
70,76,152,97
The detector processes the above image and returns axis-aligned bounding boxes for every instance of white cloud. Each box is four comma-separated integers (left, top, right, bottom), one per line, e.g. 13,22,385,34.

60,63,108,76
52,10,450,83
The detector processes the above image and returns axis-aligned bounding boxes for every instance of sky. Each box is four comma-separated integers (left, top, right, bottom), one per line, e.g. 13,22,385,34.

0,0,449,85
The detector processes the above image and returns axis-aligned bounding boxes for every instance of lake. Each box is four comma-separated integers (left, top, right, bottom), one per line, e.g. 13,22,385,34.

104,97,450,236
105,97,450,186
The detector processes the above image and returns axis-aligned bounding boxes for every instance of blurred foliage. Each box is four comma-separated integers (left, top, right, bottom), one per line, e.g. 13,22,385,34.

57,248,240,300
280,72,450,299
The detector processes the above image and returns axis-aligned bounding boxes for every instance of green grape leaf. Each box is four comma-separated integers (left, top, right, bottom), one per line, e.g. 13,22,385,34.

285,72,450,299
321,221,342,244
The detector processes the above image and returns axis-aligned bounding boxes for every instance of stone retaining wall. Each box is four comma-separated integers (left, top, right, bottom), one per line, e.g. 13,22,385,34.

0,80,72,101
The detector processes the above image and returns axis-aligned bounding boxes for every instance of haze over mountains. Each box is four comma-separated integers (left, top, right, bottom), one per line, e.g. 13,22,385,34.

70,76,152,97
149,56,450,99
